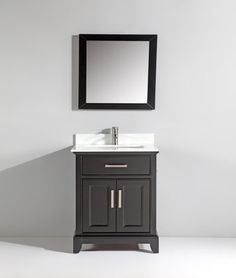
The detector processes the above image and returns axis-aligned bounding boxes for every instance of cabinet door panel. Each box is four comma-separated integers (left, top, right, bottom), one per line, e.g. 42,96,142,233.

83,180,116,232
117,180,150,232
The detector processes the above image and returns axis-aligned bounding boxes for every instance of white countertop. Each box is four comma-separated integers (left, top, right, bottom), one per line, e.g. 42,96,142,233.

71,133,159,153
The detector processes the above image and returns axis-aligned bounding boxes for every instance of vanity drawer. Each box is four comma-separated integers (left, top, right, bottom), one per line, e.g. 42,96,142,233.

82,155,150,175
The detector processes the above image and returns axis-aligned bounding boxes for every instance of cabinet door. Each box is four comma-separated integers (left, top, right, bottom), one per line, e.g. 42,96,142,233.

83,180,116,232
117,180,150,232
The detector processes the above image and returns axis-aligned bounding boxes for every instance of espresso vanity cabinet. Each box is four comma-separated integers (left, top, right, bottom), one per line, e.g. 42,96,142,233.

73,153,159,253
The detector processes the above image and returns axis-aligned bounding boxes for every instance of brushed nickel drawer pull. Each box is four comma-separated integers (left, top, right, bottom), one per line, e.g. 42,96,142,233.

118,190,122,208
111,190,114,209
105,164,128,168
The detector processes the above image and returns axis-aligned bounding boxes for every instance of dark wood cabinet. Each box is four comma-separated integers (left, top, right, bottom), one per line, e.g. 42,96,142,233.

116,179,150,233
82,179,116,233
73,152,159,253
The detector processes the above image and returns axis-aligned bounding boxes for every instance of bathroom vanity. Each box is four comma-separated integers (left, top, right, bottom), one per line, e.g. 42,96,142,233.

71,134,159,253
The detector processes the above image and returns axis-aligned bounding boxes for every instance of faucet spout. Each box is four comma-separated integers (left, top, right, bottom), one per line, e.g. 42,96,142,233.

112,127,119,145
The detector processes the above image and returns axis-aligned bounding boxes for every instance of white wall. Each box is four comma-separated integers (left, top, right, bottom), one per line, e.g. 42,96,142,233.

0,0,236,237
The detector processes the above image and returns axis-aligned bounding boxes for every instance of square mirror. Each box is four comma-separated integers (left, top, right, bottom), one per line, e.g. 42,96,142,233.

79,34,157,110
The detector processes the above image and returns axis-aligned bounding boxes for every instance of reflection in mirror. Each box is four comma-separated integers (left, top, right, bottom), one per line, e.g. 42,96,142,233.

87,41,149,104
79,34,157,110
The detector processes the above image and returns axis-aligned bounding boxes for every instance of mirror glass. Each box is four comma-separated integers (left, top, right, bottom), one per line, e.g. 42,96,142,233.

86,41,149,103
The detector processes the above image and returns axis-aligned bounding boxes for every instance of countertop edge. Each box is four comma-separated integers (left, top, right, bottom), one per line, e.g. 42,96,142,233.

70,146,159,153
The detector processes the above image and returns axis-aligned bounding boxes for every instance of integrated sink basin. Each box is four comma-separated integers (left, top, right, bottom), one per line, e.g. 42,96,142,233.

82,144,144,149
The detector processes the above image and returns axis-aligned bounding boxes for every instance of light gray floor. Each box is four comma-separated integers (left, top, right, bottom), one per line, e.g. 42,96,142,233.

0,237,236,278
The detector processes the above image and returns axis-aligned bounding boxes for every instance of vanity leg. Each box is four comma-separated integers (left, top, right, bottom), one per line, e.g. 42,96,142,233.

150,236,159,253
73,237,82,253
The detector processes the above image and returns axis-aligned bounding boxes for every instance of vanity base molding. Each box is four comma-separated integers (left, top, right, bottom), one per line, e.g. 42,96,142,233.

73,235,159,253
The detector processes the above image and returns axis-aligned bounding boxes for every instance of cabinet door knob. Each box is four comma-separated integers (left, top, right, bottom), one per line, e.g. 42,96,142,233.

118,189,122,208
105,164,128,168
111,190,114,208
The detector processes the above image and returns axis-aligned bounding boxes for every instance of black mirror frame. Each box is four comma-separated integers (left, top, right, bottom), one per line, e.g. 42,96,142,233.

78,34,157,110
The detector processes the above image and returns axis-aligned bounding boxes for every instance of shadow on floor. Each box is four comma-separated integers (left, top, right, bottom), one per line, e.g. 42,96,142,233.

0,237,73,253
0,239,152,253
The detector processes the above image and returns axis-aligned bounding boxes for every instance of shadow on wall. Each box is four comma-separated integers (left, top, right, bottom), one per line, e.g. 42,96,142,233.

72,35,79,110
0,147,75,253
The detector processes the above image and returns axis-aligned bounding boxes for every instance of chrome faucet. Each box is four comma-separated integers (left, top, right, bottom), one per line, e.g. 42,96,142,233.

111,127,119,145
